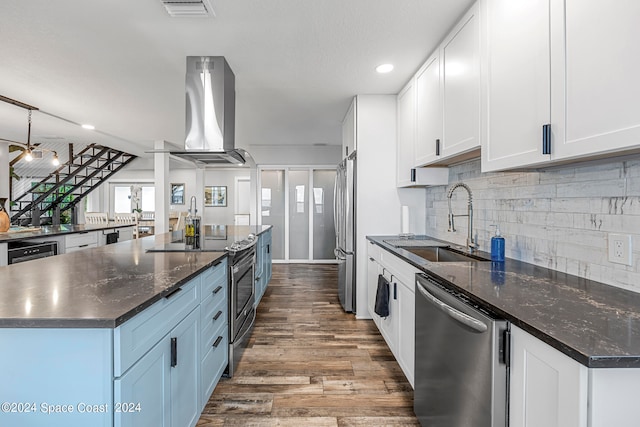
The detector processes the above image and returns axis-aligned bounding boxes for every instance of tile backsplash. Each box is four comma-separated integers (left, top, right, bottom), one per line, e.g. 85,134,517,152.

424,156,640,292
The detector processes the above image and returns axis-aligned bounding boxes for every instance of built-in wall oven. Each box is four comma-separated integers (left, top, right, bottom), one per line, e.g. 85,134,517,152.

415,272,509,427
8,240,58,264
225,235,257,377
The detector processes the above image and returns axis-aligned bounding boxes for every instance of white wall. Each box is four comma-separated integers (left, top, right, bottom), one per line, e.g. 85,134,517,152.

248,144,341,166
202,169,251,225
424,156,640,292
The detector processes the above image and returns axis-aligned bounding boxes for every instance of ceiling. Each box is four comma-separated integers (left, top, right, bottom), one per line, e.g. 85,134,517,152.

0,0,474,160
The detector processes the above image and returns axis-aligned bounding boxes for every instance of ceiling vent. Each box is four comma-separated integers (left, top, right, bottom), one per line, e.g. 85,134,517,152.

161,0,215,17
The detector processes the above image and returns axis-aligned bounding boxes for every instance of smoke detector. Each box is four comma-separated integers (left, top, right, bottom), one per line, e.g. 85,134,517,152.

161,0,215,17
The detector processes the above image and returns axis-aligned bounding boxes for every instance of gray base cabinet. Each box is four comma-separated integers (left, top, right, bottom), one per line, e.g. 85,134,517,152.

0,259,228,427
255,229,272,306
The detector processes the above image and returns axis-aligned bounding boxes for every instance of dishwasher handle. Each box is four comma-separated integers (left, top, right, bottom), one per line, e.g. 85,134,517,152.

416,279,488,334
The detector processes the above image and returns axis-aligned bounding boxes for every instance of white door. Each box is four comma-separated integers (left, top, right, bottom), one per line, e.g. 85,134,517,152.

481,0,552,172
441,4,480,159
234,177,250,225
397,80,417,186
415,53,441,166
552,0,640,161
509,325,588,427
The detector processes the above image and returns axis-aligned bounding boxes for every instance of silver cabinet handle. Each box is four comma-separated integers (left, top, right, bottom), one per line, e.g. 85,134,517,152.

416,281,487,333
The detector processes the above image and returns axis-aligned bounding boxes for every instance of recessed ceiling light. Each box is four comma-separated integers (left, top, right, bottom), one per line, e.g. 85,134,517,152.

376,64,394,74
81,124,95,130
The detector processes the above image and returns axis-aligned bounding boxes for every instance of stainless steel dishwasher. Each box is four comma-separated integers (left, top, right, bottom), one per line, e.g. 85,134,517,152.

414,272,509,427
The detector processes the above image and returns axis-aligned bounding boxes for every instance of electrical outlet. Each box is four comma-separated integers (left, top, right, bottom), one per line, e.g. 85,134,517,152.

608,233,633,266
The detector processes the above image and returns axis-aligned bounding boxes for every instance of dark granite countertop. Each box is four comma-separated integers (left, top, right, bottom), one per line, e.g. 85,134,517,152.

368,235,640,369
0,223,136,243
0,232,226,329
147,224,272,252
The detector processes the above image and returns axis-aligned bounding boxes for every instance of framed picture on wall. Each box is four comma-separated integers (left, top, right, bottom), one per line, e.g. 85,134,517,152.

204,186,227,207
170,183,185,205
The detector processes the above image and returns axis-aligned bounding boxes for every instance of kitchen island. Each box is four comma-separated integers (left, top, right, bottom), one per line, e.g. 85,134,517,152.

0,225,271,427
368,235,640,427
0,223,138,266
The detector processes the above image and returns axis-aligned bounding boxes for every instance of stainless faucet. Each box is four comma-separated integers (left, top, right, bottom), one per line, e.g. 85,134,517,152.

447,182,478,251
189,195,197,216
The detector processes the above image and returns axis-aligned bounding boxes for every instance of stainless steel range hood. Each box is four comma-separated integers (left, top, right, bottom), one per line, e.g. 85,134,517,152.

170,56,247,165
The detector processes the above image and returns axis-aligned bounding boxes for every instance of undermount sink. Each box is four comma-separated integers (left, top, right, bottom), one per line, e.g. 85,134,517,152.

403,246,490,263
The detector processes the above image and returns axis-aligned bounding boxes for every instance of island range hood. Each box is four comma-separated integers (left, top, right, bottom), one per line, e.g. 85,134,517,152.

170,56,247,165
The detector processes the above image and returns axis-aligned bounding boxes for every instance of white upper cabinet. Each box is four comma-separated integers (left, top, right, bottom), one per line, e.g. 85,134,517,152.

397,79,417,187
415,53,441,166
341,98,356,159
553,0,640,161
416,3,481,167
482,0,640,172
481,0,552,171
440,4,481,161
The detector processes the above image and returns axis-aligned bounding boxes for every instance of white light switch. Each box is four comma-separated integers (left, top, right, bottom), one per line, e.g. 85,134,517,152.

608,233,633,266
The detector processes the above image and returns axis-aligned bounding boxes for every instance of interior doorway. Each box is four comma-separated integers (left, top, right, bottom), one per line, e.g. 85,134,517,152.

258,167,336,263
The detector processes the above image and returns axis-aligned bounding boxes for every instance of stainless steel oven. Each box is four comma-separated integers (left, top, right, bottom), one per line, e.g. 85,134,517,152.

8,240,58,264
225,236,257,377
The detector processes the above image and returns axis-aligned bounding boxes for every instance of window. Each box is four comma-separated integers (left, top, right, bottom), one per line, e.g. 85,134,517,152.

111,183,155,214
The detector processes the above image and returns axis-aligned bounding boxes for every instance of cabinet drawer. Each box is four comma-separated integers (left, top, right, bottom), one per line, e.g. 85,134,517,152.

114,277,200,376
65,231,98,248
200,296,228,357
368,240,381,261
201,258,227,301
380,250,420,286
65,243,98,253
200,328,228,408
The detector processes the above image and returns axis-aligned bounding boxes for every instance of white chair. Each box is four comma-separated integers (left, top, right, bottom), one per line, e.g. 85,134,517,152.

85,212,109,224
114,213,139,238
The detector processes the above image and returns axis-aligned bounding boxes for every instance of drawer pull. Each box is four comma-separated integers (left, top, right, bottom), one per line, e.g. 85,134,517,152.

79,244,89,248
212,336,223,348
164,287,182,299
213,286,223,294
213,310,222,321
170,337,178,367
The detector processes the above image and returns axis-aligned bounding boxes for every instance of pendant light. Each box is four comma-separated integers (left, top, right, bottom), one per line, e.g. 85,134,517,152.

24,109,34,162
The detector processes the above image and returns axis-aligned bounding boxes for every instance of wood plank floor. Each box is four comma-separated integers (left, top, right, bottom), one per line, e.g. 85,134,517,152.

197,264,420,427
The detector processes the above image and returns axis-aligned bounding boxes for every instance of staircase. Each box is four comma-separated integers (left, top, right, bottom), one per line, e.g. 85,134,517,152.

10,144,136,225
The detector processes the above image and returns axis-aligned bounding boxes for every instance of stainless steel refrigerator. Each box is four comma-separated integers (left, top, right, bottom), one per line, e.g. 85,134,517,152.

334,152,356,312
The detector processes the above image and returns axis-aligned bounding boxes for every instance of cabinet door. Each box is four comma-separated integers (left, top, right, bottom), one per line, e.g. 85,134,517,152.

114,337,171,427
552,0,640,160
170,309,200,427
397,79,417,187
396,280,415,388
415,53,441,166
366,255,381,319
118,227,134,242
378,278,398,356
509,325,587,427
441,4,480,159
263,229,272,284
342,97,356,159
481,0,551,172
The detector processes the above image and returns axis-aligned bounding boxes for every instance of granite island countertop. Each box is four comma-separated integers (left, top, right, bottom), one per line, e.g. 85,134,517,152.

368,235,640,369
0,232,226,329
0,223,136,242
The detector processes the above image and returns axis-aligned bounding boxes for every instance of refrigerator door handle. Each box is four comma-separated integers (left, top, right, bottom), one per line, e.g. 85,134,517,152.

333,172,339,241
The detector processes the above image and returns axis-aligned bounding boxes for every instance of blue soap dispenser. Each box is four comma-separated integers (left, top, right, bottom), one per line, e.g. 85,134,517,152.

490,224,505,262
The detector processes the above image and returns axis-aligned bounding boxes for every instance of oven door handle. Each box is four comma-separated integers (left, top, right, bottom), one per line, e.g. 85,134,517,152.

232,254,255,274
416,280,488,333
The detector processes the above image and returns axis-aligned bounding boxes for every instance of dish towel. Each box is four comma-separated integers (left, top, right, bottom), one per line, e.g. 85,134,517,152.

374,274,390,318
